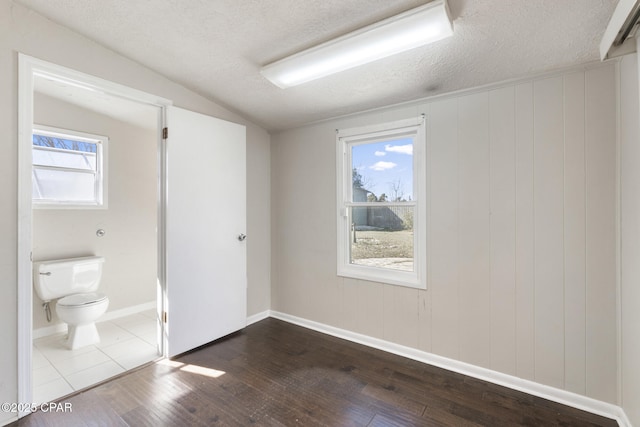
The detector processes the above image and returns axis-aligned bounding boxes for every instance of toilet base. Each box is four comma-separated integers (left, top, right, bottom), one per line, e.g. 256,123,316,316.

66,323,100,350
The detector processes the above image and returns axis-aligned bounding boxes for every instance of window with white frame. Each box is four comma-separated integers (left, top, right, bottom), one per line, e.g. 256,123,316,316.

32,126,108,208
336,117,426,289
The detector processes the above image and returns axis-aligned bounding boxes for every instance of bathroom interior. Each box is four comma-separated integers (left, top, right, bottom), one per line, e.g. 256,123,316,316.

30,74,162,404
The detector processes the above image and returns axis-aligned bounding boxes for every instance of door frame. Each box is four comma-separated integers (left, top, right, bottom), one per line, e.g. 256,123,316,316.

17,54,172,415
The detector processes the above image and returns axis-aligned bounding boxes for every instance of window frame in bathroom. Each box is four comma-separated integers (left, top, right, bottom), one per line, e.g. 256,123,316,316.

32,125,109,209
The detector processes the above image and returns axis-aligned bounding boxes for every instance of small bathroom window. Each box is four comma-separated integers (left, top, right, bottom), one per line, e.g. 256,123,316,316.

32,125,108,209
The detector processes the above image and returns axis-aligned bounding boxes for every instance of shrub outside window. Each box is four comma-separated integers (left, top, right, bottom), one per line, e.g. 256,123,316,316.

336,117,426,289
32,126,108,208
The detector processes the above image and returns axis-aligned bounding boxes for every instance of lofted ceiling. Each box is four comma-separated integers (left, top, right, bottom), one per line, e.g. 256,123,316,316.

34,74,159,131
18,0,618,132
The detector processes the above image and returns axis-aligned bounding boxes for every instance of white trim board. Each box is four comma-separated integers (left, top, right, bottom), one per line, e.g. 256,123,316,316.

246,310,270,326
600,0,639,60
101,300,156,322
267,311,631,427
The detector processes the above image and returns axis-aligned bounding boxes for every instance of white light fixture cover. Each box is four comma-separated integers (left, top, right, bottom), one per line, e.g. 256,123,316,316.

261,0,453,89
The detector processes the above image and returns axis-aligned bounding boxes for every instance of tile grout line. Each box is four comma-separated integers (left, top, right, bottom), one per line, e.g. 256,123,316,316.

33,316,159,401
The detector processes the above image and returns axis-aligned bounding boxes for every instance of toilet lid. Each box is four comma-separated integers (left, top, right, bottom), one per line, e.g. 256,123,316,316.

57,292,107,307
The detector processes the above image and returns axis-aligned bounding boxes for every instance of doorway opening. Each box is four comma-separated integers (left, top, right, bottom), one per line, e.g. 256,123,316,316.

18,55,171,409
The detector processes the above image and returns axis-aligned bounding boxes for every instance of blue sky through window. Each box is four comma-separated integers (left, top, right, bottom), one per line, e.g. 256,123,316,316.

33,134,97,153
351,137,413,201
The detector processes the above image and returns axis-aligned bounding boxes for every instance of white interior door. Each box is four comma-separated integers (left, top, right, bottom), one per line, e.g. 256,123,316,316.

166,106,247,358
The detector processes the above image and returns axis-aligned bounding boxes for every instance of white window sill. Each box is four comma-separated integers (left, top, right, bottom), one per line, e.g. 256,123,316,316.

338,264,425,289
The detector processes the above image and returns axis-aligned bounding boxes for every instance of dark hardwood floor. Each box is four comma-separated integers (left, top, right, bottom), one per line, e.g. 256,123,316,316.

12,318,618,426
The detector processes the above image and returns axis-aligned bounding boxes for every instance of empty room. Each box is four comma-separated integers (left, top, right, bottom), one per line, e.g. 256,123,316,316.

1,0,640,426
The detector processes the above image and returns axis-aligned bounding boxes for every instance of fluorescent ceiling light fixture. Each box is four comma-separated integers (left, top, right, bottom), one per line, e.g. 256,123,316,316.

261,0,453,89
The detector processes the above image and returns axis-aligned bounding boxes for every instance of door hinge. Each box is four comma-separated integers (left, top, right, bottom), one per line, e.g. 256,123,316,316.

163,311,167,323
162,127,168,139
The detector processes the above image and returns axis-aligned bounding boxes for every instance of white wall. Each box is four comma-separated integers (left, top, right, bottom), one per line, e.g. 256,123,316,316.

32,92,157,330
0,1,270,423
271,62,618,404
620,50,640,427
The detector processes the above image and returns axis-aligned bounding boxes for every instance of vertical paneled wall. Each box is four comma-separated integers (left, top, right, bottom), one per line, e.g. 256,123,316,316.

620,52,640,426
584,65,618,403
563,71,587,395
533,76,566,390
271,62,618,402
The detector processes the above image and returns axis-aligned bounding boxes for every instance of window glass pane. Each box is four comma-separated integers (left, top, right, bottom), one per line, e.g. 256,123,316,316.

33,134,97,153
349,206,414,272
351,137,413,202
33,146,96,170
33,168,96,202
31,131,104,206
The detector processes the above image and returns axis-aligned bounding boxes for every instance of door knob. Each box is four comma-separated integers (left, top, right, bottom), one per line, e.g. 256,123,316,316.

237,234,247,241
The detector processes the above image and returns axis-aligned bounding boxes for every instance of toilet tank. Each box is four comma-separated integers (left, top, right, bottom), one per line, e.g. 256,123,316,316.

33,256,105,301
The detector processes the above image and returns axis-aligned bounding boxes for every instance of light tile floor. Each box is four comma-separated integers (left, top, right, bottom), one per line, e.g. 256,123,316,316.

33,309,160,404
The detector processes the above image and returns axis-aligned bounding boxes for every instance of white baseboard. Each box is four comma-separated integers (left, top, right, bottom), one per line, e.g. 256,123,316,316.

32,323,67,340
269,310,631,427
100,301,156,323
618,410,633,427
32,301,156,340
246,310,270,326
0,411,16,427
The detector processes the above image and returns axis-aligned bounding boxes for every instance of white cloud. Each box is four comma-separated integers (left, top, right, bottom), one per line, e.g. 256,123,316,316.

370,161,397,171
374,151,386,156
385,144,413,155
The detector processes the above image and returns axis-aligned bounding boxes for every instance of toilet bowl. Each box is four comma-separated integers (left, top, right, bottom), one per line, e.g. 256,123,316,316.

56,292,109,350
33,256,109,350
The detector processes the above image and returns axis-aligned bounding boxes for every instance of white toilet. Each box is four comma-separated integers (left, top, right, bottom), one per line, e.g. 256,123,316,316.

33,256,109,350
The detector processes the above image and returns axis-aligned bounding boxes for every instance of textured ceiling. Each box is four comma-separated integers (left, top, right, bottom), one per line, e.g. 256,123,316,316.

17,0,618,132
